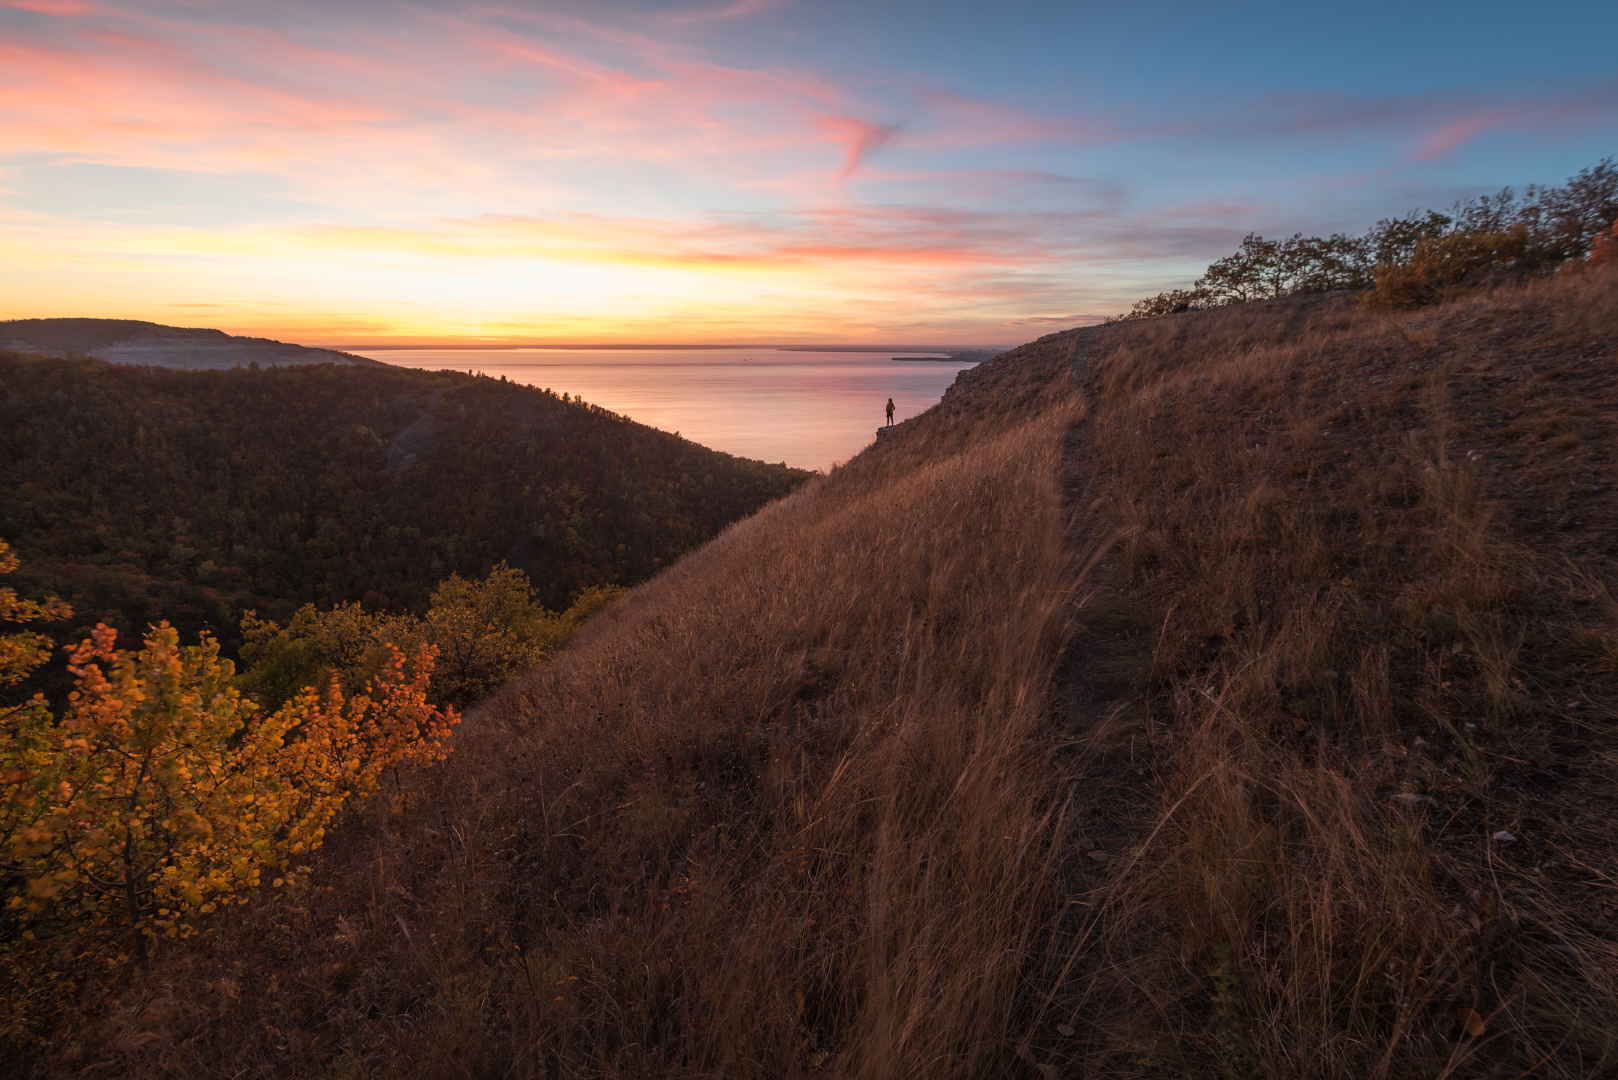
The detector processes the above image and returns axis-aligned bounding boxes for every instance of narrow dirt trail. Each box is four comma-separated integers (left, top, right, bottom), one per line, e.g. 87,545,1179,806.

1056,328,1147,749
1046,323,1163,951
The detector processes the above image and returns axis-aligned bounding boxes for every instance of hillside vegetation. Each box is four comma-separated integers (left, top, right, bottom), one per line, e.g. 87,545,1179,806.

1056,265,1618,1076
8,265,1618,1078
0,352,806,664
1125,157,1616,317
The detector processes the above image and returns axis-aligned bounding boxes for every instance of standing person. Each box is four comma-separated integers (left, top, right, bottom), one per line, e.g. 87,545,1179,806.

885,398,895,426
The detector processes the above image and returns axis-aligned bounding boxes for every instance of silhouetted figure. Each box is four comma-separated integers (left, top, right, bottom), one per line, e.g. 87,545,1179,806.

885,398,895,425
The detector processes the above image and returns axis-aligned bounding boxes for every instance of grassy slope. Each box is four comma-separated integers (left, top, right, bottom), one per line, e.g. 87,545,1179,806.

18,267,1618,1078
1056,266,1618,1077
22,327,1086,1077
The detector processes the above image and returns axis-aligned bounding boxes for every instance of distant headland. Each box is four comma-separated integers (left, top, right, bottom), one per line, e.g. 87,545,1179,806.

0,318,383,370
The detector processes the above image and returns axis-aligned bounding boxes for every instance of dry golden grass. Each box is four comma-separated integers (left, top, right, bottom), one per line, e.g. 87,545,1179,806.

12,268,1618,1079
1044,265,1618,1078
14,334,1088,1077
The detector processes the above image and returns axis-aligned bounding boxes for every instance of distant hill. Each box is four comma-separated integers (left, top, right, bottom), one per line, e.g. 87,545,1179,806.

0,349,808,662
0,318,383,369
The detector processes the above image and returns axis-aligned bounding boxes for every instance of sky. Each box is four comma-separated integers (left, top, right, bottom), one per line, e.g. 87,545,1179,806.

2,0,1615,347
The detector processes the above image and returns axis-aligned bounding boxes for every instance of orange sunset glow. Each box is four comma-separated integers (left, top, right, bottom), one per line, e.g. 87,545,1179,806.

3,0,1616,345
6,2,1618,1073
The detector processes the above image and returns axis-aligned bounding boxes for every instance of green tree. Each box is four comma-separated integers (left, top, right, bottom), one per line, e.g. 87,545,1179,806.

238,602,417,712
420,564,576,706
235,564,627,711
1365,209,1453,268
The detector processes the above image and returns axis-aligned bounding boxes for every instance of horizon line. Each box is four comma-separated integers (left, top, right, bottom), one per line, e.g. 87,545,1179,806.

328,343,1011,353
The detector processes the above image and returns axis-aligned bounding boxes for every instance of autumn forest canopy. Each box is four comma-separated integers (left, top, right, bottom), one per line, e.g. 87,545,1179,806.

0,347,808,998
0,351,809,669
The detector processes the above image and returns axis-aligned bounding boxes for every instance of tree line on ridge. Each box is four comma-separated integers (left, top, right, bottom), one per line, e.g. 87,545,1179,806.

1124,156,1618,317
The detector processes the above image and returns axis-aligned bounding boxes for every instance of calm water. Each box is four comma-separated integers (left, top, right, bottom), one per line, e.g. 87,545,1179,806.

352,348,980,472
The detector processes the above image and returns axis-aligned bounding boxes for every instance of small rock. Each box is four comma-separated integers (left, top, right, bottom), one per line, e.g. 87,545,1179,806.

1057,1023,1075,1037
1493,830,1517,844
1412,737,1429,749
1392,792,1425,805
1087,850,1111,862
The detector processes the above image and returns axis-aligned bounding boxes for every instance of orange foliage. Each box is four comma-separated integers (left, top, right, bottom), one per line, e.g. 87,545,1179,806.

0,539,458,969
1591,221,1618,267
1361,226,1531,309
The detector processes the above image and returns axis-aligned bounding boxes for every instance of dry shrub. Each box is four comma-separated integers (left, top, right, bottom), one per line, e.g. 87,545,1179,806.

1047,269,1618,1077
1362,226,1535,309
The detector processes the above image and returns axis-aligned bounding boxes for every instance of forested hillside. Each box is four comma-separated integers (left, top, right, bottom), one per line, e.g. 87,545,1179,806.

0,351,807,657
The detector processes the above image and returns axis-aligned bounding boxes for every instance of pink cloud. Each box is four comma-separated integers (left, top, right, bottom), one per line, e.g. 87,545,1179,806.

650,0,793,25
232,188,1242,289
815,116,902,177
1251,81,1618,162
1006,314,1109,326
911,85,1123,147
2,0,101,14
1412,110,1514,161
0,1,937,205
4,2,1614,340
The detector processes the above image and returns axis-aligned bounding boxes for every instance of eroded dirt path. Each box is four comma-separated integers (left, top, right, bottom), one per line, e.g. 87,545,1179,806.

1051,327,1158,862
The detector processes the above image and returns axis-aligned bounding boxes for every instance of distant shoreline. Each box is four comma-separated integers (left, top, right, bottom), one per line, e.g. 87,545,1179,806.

336,343,1003,354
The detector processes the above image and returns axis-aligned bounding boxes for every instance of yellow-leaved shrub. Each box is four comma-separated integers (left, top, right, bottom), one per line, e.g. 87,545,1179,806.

0,541,459,969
